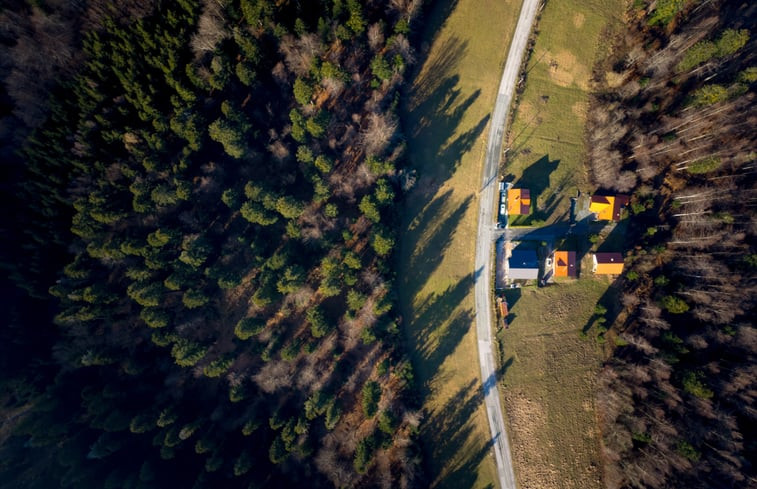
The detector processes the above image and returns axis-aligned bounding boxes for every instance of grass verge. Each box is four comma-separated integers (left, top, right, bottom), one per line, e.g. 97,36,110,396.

504,0,626,225
397,0,520,487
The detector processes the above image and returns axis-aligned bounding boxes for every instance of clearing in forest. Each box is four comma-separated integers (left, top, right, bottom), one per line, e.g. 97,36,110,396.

397,0,519,487
497,279,615,489
497,0,627,488
504,0,625,226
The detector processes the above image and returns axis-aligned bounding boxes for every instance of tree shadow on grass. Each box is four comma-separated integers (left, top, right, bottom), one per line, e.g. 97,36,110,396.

596,220,629,253
498,355,514,380
403,32,490,196
409,34,468,112
403,192,473,298
406,72,487,193
581,279,622,335
423,378,493,489
411,275,473,380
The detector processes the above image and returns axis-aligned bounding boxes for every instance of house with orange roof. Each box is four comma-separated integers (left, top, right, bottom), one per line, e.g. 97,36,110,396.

507,188,531,215
592,252,624,274
553,251,576,277
589,194,629,221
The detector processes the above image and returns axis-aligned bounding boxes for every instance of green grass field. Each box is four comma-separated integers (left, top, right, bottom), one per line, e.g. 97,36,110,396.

496,1,627,487
397,0,520,487
505,0,625,226
498,279,614,489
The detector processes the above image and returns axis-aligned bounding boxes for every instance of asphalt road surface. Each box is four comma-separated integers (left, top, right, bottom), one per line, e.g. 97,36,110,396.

473,1,540,488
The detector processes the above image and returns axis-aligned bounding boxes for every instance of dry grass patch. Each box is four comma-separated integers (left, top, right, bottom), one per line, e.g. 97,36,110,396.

572,100,589,118
546,49,590,90
573,12,586,28
498,279,610,489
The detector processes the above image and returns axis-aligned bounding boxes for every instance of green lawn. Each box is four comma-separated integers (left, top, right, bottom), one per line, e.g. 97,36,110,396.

505,0,625,225
497,279,613,489
397,0,521,487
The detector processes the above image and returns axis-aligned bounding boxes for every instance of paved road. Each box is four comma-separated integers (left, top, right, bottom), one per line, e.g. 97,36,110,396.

473,1,540,488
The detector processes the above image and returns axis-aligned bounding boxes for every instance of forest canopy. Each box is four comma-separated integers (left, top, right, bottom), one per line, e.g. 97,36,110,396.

0,1,425,488
586,1,756,488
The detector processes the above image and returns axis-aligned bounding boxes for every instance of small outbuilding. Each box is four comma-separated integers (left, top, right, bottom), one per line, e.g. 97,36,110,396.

593,252,624,274
553,250,577,277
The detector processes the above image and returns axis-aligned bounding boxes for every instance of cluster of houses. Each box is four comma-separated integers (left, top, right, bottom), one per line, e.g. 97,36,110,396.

504,187,629,282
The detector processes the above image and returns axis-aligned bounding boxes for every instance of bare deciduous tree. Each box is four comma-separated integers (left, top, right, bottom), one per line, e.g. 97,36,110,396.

367,23,384,51
190,0,229,58
360,111,398,157
280,33,322,76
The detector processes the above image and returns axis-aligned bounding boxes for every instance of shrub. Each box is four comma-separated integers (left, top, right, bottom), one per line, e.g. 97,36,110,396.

690,84,729,107
296,145,313,163
682,371,714,399
677,40,717,72
661,295,689,314
314,154,333,173
378,410,396,435
182,289,210,309
140,308,170,328
361,381,381,418
654,275,670,286
354,433,376,473
370,54,392,81
716,29,749,57
676,440,702,461
371,228,395,256
687,156,721,174
359,195,381,222
203,356,233,377
293,77,313,105
307,307,331,338
171,338,208,367
235,317,266,340
647,0,685,26
324,399,341,430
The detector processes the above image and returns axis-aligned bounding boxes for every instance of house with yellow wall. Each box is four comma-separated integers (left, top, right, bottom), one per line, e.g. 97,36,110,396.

592,252,624,274
589,194,629,221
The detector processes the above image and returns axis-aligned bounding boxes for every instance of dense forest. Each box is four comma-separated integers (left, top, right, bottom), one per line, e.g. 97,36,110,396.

0,1,425,488
587,0,755,488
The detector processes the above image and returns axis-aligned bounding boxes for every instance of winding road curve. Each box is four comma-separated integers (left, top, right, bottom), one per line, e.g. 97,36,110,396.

474,1,540,488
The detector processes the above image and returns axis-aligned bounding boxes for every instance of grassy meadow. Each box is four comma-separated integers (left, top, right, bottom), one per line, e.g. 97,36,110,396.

496,0,627,488
498,279,615,489
505,0,626,225
397,0,520,487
